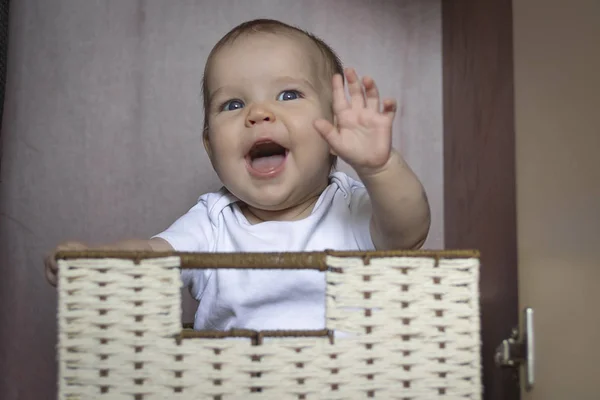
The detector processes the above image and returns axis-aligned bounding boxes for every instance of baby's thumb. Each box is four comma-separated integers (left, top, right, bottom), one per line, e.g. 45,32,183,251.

314,119,342,152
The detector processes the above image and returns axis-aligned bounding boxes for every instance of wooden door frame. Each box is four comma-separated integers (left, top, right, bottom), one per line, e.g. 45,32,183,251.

442,1,519,399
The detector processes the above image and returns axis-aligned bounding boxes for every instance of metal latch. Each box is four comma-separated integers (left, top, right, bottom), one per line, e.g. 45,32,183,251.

495,307,535,391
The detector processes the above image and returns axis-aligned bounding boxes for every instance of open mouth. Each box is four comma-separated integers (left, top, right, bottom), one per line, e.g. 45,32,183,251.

246,140,288,175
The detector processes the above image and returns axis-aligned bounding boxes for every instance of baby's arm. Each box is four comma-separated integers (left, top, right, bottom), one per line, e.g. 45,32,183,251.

358,150,430,250
315,68,430,250
45,237,173,286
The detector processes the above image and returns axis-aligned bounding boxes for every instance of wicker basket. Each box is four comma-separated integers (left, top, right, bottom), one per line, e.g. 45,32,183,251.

56,250,481,399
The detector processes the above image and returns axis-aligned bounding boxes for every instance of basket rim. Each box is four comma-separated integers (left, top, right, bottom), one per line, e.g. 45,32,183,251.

55,249,480,270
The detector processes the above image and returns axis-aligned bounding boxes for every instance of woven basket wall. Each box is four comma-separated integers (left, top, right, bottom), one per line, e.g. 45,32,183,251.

57,250,481,399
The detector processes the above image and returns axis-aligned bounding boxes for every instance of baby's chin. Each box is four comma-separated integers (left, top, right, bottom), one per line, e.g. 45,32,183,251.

232,187,324,222
225,182,295,209
235,194,299,212
223,170,330,215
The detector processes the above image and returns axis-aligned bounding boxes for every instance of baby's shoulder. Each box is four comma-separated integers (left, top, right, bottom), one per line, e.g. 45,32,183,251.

193,187,238,219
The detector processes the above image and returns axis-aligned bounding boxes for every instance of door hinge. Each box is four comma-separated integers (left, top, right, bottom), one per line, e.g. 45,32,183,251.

495,307,535,391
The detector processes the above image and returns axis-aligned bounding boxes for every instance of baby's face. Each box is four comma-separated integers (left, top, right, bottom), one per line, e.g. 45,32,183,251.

204,33,334,211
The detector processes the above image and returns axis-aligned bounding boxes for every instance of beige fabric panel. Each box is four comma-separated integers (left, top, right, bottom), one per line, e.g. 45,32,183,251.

0,1,442,398
514,0,600,398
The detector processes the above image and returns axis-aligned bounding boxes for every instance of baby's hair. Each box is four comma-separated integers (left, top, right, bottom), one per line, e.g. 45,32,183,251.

201,20,344,161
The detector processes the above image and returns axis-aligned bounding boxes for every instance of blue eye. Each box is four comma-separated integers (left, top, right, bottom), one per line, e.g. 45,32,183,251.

277,90,301,101
221,99,244,111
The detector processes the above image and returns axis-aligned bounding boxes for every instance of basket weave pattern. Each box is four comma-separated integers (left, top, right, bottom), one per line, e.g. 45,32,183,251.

58,253,481,399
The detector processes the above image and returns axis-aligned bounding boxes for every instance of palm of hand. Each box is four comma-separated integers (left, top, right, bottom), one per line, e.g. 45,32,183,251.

314,68,397,175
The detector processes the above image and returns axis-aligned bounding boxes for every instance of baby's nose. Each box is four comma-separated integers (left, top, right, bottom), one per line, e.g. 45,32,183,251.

245,106,276,126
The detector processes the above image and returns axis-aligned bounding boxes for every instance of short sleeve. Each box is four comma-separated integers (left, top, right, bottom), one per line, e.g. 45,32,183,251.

348,185,376,251
152,199,214,252
152,199,214,298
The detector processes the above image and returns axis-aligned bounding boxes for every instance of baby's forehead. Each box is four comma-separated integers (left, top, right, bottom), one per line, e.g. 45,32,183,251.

230,31,319,57
209,32,330,84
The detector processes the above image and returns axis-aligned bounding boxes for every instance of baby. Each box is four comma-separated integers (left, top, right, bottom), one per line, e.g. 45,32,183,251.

46,19,431,331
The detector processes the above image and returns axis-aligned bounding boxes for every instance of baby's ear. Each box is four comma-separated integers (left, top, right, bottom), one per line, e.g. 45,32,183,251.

203,129,213,160
329,115,339,156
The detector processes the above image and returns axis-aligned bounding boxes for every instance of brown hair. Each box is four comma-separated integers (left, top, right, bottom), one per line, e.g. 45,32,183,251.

201,19,344,143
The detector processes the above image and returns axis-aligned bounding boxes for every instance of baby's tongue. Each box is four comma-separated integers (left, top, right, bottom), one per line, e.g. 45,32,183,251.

251,155,285,173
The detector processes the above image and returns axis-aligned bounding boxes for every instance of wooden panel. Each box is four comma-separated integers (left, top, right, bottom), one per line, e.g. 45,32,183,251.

442,1,519,399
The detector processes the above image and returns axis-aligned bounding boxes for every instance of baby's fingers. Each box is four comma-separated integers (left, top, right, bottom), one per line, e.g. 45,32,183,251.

332,74,349,115
345,68,365,109
45,241,88,287
45,252,58,286
382,98,398,122
363,76,380,112
57,241,88,252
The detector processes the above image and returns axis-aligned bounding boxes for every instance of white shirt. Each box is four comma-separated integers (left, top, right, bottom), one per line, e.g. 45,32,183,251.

154,172,374,330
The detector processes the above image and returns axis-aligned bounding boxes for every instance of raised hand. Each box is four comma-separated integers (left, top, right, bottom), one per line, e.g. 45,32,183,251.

314,67,398,176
